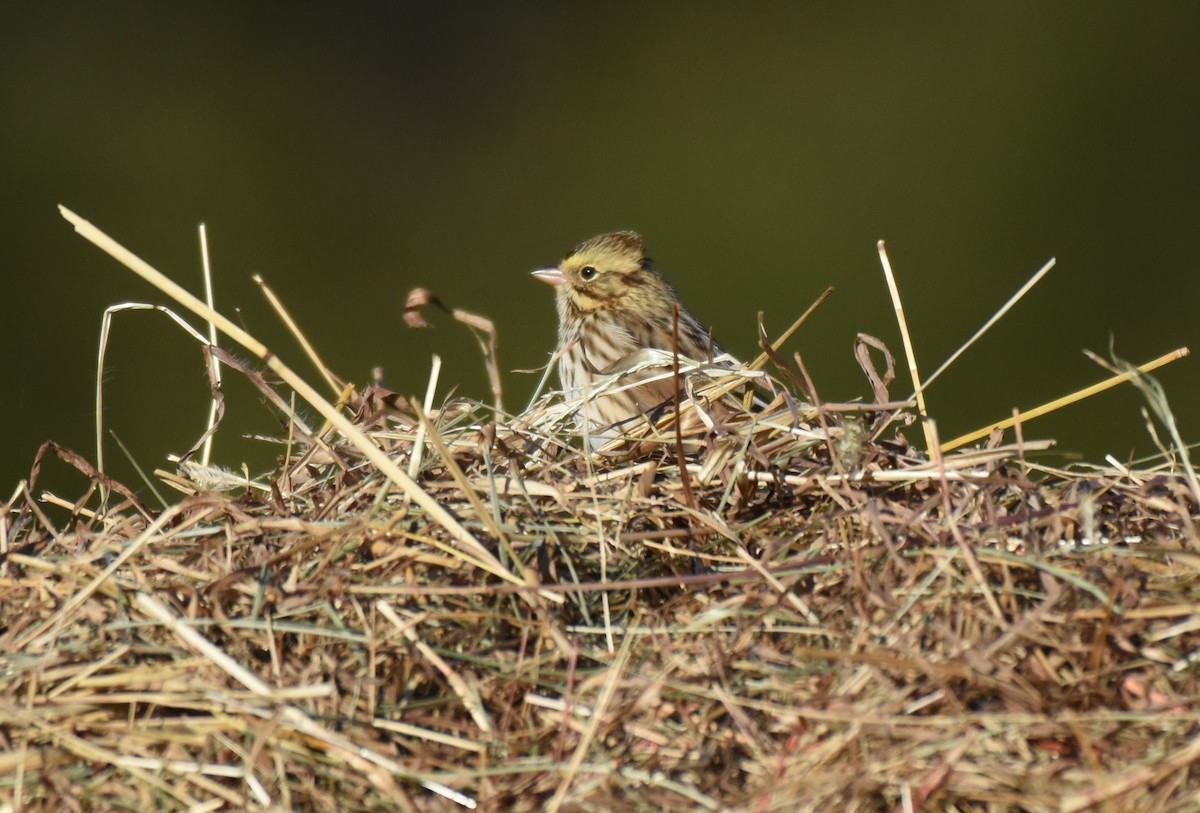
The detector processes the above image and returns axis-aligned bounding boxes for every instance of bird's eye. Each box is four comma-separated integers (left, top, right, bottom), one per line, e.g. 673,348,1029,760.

579,266,597,281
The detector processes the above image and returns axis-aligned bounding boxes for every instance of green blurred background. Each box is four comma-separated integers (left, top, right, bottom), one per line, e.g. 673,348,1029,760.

3,3,1198,501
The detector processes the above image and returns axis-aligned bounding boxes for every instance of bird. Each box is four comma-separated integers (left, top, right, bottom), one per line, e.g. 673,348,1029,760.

531,231,735,436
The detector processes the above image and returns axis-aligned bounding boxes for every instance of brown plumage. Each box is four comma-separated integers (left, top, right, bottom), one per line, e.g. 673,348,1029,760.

532,231,730,434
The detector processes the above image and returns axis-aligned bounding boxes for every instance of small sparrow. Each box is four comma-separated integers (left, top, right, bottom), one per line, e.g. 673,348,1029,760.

532,231,732,433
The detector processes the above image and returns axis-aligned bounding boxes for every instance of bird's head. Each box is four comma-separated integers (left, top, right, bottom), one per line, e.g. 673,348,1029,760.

532,231,664,316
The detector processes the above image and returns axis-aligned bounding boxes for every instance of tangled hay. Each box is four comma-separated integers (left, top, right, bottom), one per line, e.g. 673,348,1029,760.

2,211,1198,812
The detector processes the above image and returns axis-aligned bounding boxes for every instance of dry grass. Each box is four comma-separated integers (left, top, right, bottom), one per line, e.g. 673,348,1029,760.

3,211,1199,811
5,355,1200,812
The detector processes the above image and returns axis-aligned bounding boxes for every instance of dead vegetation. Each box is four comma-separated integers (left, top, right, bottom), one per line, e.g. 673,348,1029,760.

1,211,1198,812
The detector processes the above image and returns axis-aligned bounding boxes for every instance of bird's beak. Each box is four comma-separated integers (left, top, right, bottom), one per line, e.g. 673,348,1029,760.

531,266,567,287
